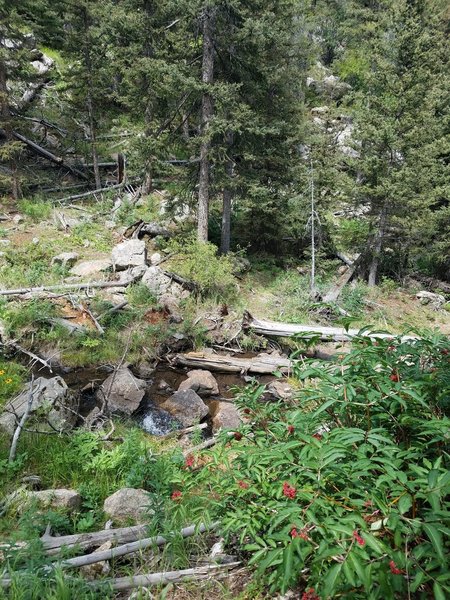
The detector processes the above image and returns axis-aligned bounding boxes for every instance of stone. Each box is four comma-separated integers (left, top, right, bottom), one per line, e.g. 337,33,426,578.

178,369,219,397
103,488,152,524
12,214,24,224
116,265,148,285
161,389,209,427
112,239,147,271
311,105,330,115
52,210,81,230
96,367,147,415
0,376,79,437
150,252,162,265
416,290,445,309
267,380,294,400
51,252,79,269
32,237,39,245
142,266,178,296
70,258,112,277
134,362,156,379
80,541,111,579
6,488,81,513
212,402,241,432
0,239,11,246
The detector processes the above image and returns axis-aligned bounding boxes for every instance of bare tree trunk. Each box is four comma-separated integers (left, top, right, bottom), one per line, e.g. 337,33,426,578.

220,130,234,254
181,112,190,141
368,205,387,287
197,5,216,242
0,59,20,199
86,92,101,189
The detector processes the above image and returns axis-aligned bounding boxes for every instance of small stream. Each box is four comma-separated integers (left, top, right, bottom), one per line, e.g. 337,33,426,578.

33,360,275,436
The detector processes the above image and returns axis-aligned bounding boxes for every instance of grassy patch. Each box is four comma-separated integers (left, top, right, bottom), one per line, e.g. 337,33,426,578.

18,197,53,222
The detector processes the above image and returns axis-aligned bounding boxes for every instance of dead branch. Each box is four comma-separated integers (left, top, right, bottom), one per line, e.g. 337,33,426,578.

0,278,141,298
174,350,292,375
9,375,34,462
182,437,218,457
97,301,128,321
3,341,53,372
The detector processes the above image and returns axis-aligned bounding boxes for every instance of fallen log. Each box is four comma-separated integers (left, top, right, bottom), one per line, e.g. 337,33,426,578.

174,350,292,374
322,254,362,303
42,524,148,555
56,183,128,204
0,278,140,298
88,562,241,592
58,522,217,570
243,312,417,342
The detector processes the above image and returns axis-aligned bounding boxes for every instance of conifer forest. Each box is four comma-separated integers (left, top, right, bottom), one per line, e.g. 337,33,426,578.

0,1,449,598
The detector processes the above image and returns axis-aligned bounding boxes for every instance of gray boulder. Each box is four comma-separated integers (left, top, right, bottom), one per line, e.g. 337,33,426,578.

6,488,81,514
0,376,79,437
267,380,295,400
103,488,152,524
141,266,189,303
212,402,241,432
178,369,219,397
416,290,445,309
112,239,147,271
70,258,112,277
161,389,209,427
96,367,147,415
51,252,79,269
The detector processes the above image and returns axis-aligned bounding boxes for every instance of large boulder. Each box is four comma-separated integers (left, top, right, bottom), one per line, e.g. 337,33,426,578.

178,369,219,397
6,488,81,514
70,258,112,278
96,367,147,415
51,252,79,269
416,290,445,309
103,488,152,524
141,266,190,305
161,389,209,427
112,239,147,271
0,376,79,437
212,402,241,432
267,380,295,400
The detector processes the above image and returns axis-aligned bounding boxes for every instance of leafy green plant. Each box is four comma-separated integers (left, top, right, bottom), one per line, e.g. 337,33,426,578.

18,197,53,222
0,361,27,408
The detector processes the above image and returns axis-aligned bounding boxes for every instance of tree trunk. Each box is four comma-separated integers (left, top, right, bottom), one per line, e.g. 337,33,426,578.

368,206,387,287
86,92,101,189
220,131,234,254
0,59,20,199
197,5,215,242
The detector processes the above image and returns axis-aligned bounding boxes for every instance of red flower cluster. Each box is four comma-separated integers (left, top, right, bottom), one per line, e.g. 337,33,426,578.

390,373,399,382
287,424,295,434
185,454,195,469
301,588,320,600
233,431,243,441
282,482,297,499
290,527,309,540
389,560,403,575
243,408,252,415
312,432,322,440
171,490,182,501
352,530,365,547
237,480,249,489
441,348,449,355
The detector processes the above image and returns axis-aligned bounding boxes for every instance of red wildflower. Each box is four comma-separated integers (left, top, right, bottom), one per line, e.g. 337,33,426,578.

440,348,449,355
287,424,295,434
282,482,297,499
184,455,194,469
352,530,365,547
290,527,299,538
243,408,251,415
237,480,249,489
389,560,403,575
301,588,320,600
312,432,322,440
363,499,373,508
233,431,243,441
299,528,309,540
390,373,399,382
388,345,395,352
171,490,182,501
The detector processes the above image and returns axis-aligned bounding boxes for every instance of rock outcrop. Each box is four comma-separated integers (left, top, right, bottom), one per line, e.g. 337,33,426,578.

178,369,219,397
96,367,147,415
111,239,147,271
103,488,152,524
212,402,241,432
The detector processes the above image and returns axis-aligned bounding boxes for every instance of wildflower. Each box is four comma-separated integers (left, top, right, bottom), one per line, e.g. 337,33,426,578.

233,431,243,441
390,373,399,382
282,482,296,499
0,370,5,376
290,527,299,538
301,588,320,600
389,560,403,575
5,378,12,384
363,499,373,508
184,455,194,469
171,490,182,501
312,432,322,440
352,530,365,547
287,424,295,434
243,408,251,415
440,348,449,355
299,528,309,540
388,345,395,352
237,480,249,489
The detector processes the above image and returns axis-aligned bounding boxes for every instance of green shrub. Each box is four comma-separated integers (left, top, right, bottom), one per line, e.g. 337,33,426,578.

179,331,450,597
18,197,52,222
0,361,27,409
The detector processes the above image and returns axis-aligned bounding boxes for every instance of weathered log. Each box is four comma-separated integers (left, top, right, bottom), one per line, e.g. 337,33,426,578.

56,183,128,203
2,341,53,372
174,350,293,374
42,524,148,555
59,522,217,570
88,563,241,592
243,312,417,342
0,278,141,298
335,252,360,267
323,254,362,303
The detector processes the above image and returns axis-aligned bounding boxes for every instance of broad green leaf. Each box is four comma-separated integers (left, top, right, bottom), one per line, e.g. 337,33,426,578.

423,523,446,564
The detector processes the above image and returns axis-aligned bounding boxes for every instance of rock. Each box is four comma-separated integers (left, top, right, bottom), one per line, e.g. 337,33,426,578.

178,369,219,397
0,376,79,437
52,210,81,230
212,402,241,432
311,105,330,115
6,488,81,513
96,367,147,415
116,264,148,285
157,380,172,392
12,214,24,224
0,239,11,246
112,239,147,271
141,266,187,300
150,252,162,265
32,237,39,245
103,488,152,524
267,380,294,400
416,290,445,309
70,258,112,277
80,541,111,579
134,362,156,379
231,255,251,275
161,389,209,427
51,252,79,269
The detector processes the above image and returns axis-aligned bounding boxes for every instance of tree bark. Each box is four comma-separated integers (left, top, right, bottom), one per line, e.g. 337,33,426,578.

197,5,216,242
0,58,20,199
368,206,387,287
220,130,234,254
174,350,293,374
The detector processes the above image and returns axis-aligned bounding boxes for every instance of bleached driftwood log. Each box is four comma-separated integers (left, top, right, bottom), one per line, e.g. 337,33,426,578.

42,524,148,555
0,278,141,298
243,312,417,342
174,350,293,374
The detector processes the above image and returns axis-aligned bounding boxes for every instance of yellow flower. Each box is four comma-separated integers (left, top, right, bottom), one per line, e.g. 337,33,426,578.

5,378,12,384
0,370,5,376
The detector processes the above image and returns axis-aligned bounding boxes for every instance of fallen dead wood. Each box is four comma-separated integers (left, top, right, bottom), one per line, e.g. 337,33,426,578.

322,255,361,303
56,183,127,203
88,562,241,592
174,350,292,374
0,279,140,298
58,522,217,570
243,312,417,342
2,341,53,372
182,437,218,457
